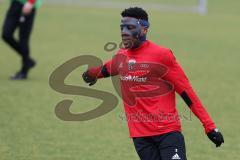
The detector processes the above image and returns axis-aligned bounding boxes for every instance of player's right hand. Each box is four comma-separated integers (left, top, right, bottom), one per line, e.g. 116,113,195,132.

82,71,97,86
207,128,224,147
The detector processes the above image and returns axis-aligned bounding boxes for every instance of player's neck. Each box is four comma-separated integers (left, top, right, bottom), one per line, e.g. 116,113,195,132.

129,40,148,51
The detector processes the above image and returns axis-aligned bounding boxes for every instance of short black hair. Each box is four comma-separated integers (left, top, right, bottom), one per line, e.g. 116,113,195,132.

121,7,148,21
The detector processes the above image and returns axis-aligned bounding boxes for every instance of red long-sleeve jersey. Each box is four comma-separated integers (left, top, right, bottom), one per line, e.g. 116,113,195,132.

87,40,216,137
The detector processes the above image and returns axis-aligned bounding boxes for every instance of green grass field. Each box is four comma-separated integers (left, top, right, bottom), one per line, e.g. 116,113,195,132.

0,0,239,159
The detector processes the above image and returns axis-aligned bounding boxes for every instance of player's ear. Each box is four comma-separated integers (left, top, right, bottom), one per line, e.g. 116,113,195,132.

141,27,148,35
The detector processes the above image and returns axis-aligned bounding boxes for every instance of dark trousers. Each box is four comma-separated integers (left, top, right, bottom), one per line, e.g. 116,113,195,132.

133,131,187,160
2,1,36,72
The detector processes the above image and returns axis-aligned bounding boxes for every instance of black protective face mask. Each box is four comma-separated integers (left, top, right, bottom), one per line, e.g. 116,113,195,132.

120,17,150,43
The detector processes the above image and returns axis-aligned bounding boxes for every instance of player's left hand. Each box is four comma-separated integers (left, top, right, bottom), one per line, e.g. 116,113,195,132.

22,2,33,15
207,128,224,147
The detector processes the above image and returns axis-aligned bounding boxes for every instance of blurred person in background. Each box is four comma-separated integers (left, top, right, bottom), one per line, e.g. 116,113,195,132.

1,0,41,80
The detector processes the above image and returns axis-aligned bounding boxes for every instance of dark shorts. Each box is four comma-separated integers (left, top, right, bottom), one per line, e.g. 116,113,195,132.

133,131,187,160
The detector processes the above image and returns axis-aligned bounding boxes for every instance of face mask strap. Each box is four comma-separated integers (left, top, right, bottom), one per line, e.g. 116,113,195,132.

136,19,149,42
138,19,150,29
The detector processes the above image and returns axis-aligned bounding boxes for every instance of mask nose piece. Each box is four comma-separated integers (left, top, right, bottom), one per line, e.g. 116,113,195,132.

121,26,128,35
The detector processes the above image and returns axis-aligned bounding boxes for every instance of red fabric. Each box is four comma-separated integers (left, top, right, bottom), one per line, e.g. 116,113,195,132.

28,0,36,5
88,40,216,137
87,65,104,79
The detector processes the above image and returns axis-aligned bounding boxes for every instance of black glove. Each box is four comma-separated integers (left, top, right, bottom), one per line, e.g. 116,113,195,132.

82,71,97,86
207,128,224,147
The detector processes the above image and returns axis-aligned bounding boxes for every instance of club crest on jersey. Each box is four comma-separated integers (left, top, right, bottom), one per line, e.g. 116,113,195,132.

128,59,136,70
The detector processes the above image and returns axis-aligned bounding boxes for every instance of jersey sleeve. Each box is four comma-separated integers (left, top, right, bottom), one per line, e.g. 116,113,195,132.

86,52,123,79
162,49,216,134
